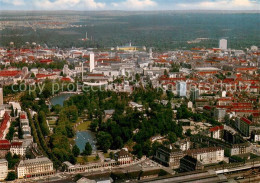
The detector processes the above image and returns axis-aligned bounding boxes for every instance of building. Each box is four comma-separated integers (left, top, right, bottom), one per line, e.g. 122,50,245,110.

214,108,226,122
219,39,227,50
115,149,133,165
0,159,8,181
17,157,54,179
63,65,69,76
251,130,260,142
90,53,95,72
186,147,224,165
0,88,3,106
235,117,260,137
175,138,191,151
180,155,204,172
177,82,187,97
0,140,11,158
154,145,184,169
0,112,11,139
209,125,224,140
190,88,199,102
10,141,27,156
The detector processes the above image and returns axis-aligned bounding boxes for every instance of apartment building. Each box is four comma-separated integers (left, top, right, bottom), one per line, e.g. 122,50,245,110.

186,147,224,165
0,159,8,181
155,145,184,169
17,157,54,179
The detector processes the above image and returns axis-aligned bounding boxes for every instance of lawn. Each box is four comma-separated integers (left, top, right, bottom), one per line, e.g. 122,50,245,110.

48,120,56,125
77,156,98,164
104,153,110,158
76,121,91,131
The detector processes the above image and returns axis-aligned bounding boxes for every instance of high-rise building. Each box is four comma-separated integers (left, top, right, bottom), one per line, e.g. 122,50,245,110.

219,39,227,50
214,108,226,122
190,88,199,102
177,82,187,97
0,88,3,106
90,53,95,72
0,159,8,181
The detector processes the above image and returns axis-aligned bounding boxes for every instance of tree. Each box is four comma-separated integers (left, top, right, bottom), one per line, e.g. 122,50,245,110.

185,129,192,136
97,131,112,152
168,132,177,143
133,144,143,159
82,142,92,156
113,136,123,149
135,73,140,81
5,171,16,181
72,145,80,157
109,152,115,159
38,111,50,136
5,152,20,169
90,120,98,132
10,106,15,117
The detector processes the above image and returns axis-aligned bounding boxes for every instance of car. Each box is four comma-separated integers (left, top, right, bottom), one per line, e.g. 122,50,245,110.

235,176,244,180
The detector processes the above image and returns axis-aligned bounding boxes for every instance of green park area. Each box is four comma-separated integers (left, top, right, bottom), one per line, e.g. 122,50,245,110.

76,121,91,131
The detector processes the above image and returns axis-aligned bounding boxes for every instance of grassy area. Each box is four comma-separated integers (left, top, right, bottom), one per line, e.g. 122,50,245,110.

77,156,98,164
48,120,56,125
104,153,110,158
76,121,91,131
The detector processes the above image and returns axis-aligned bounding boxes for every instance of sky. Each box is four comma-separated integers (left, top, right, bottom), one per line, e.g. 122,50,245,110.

0,0,259,10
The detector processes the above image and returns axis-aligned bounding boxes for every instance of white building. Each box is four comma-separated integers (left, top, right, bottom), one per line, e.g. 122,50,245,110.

9,102,22,116
17,157,54,179
175,138,191,151
10,141,27,156
63,65,70,76
0,159,8,181
219,39,227,50
177,82,187,97
209,125,223,140
187,147,224,165
90,53,95,72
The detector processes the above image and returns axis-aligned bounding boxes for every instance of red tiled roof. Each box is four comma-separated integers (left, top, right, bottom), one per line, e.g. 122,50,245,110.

61,77,71,82
217,98,233,101
0,70,21,77
236,67,257,71
0,112,10,139
209,125,224,132
36,74,56,79
11,141,23,147
40,59,53,63
203,106,212,110
0,140,11,150
241,117,252,125
20,114,27,119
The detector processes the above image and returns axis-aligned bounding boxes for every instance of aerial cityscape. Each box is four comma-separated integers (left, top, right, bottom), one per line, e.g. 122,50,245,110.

0,0,259,182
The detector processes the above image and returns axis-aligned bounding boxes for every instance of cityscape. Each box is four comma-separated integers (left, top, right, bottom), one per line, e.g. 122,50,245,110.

0,1,259,183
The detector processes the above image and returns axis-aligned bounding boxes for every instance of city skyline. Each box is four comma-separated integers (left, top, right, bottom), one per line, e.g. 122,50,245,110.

0,0,260,10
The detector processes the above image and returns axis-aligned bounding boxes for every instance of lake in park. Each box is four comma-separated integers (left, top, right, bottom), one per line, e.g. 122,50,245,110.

50,93,97,152
75,131,97,153
50,93,75,107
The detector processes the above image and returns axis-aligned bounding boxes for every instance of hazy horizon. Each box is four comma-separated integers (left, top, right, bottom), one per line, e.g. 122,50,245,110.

0,0,260,11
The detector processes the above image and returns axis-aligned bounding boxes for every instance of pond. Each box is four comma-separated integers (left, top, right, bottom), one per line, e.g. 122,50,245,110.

50,93,75,107
75,131,97,153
